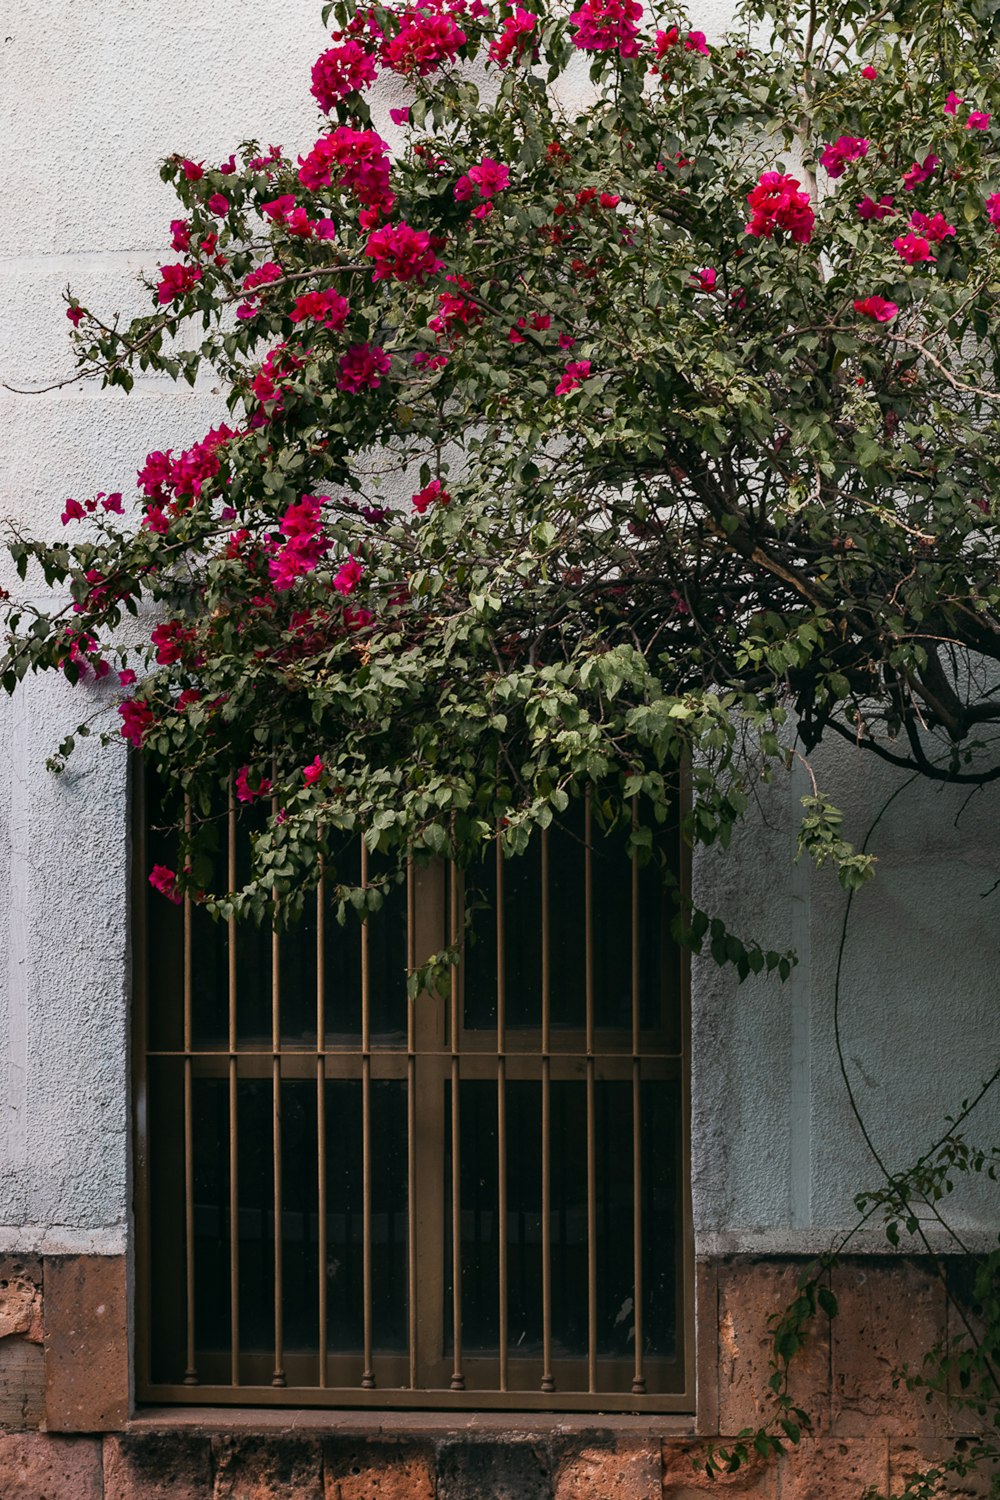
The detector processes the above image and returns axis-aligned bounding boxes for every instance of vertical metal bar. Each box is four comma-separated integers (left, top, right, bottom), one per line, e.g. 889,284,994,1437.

630,798,646,1394
449,860,465,1390
540,827,554,1393
183,800,198,1385
361,840,376,1389
317,872,328,1390
271,794,285,1388
227,786,240,1388
406,858,418,1390
585,791,598,1394
496,836,509,1392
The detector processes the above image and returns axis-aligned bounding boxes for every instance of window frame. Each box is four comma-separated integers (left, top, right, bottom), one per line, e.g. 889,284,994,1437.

131,764,695,1412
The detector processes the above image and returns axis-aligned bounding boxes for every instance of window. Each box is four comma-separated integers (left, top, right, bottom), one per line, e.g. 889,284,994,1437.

133,770,693,1410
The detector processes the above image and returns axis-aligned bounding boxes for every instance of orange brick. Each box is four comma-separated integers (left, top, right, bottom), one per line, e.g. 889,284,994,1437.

213,1436,323,1499
662,1440,778,1498
717,1259,832,1436
553,1438,660,1499
104,1433,213,1500
830,1261,949,1438
0,1432,102,1500
776,1437,888,1500
324,1440,435,1500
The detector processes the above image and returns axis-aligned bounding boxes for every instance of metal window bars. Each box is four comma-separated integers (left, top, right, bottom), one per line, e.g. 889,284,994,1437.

134,770,694,1410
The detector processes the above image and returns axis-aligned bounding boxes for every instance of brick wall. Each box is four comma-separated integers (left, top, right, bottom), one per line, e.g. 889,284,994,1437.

0,1254,992,1499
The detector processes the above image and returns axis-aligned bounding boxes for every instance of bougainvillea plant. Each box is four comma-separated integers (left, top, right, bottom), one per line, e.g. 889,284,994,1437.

4,0,1000,1486
7,0,1000,934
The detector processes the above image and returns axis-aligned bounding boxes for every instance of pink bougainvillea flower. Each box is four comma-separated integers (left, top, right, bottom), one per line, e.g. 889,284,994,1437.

558,332,576,349
745,171,815,243
208,193,230,216
118,668,137,687
170,218,192,252
652,25,678,57
303,756,325,785
857,194,895,220
150,620,195,665
337,343,392,392
365,221,444,283
102,492,124,514
269,494,331,589
142,506,170,534
902,154,939,189
289,288,351,327
219,153,237,174
909,210,956,241
967,111,991,130
297,127,395,217
470,158,510,197
820,135,869,178
156,263,202,305
985,192,1000,229
181,158,204,181
333,555,364,595
861,64,877,80
690,266,717,291
684,29,709,53
235,765,273,803
412,479,449,513
66,305,85,327
893,232,936,264
61,498,86,524
554,359,592,395
489,7,536,66
569,0,643,57
119,698,154,747
261,194,297,224
945,90,963,115
854,295,899,321
382,10,467,75
148,865,181,904
311,40,379,110
389,106,411,126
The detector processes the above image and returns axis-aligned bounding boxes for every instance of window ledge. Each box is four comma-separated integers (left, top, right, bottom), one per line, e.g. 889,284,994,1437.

128,1406,696,1439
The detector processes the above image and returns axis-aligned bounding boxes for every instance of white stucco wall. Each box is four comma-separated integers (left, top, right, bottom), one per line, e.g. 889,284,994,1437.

1,0,997,1257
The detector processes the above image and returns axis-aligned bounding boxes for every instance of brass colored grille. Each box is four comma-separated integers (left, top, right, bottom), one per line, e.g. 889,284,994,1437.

133,771,694,1410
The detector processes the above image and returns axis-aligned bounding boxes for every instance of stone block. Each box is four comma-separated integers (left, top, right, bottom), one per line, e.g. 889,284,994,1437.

212,1436,323,1499
0,1257,43,1343
830,1261,949,1438
889,1439,1000,1498
776,1438,888,1500
662,1441,778,1497
324,1439,435,1500
104,1433,214,1500
0,1338,45,1430
696,1259,720,1436
0,1432,102,1499
436,1438,551,1500
717,1259,832,1436
43,1254,129,1432
553,1437,660,1499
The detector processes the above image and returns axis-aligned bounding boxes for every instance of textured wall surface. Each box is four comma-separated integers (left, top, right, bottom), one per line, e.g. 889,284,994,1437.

1,0,998,1263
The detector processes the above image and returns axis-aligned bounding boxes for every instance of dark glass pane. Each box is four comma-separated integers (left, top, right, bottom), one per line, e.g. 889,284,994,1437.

548,814,587,1030
324,1080,408,1354
280,1081,319,1351
234,804,273,1046
446,1079,678,1365
145,771,183,1053
235,1079,276,1358
193,1077,231,1354
323,843,408,1041
642,1079,681,1359
463,803,679,1038
147,1058,186,1382
279,899,318,1046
